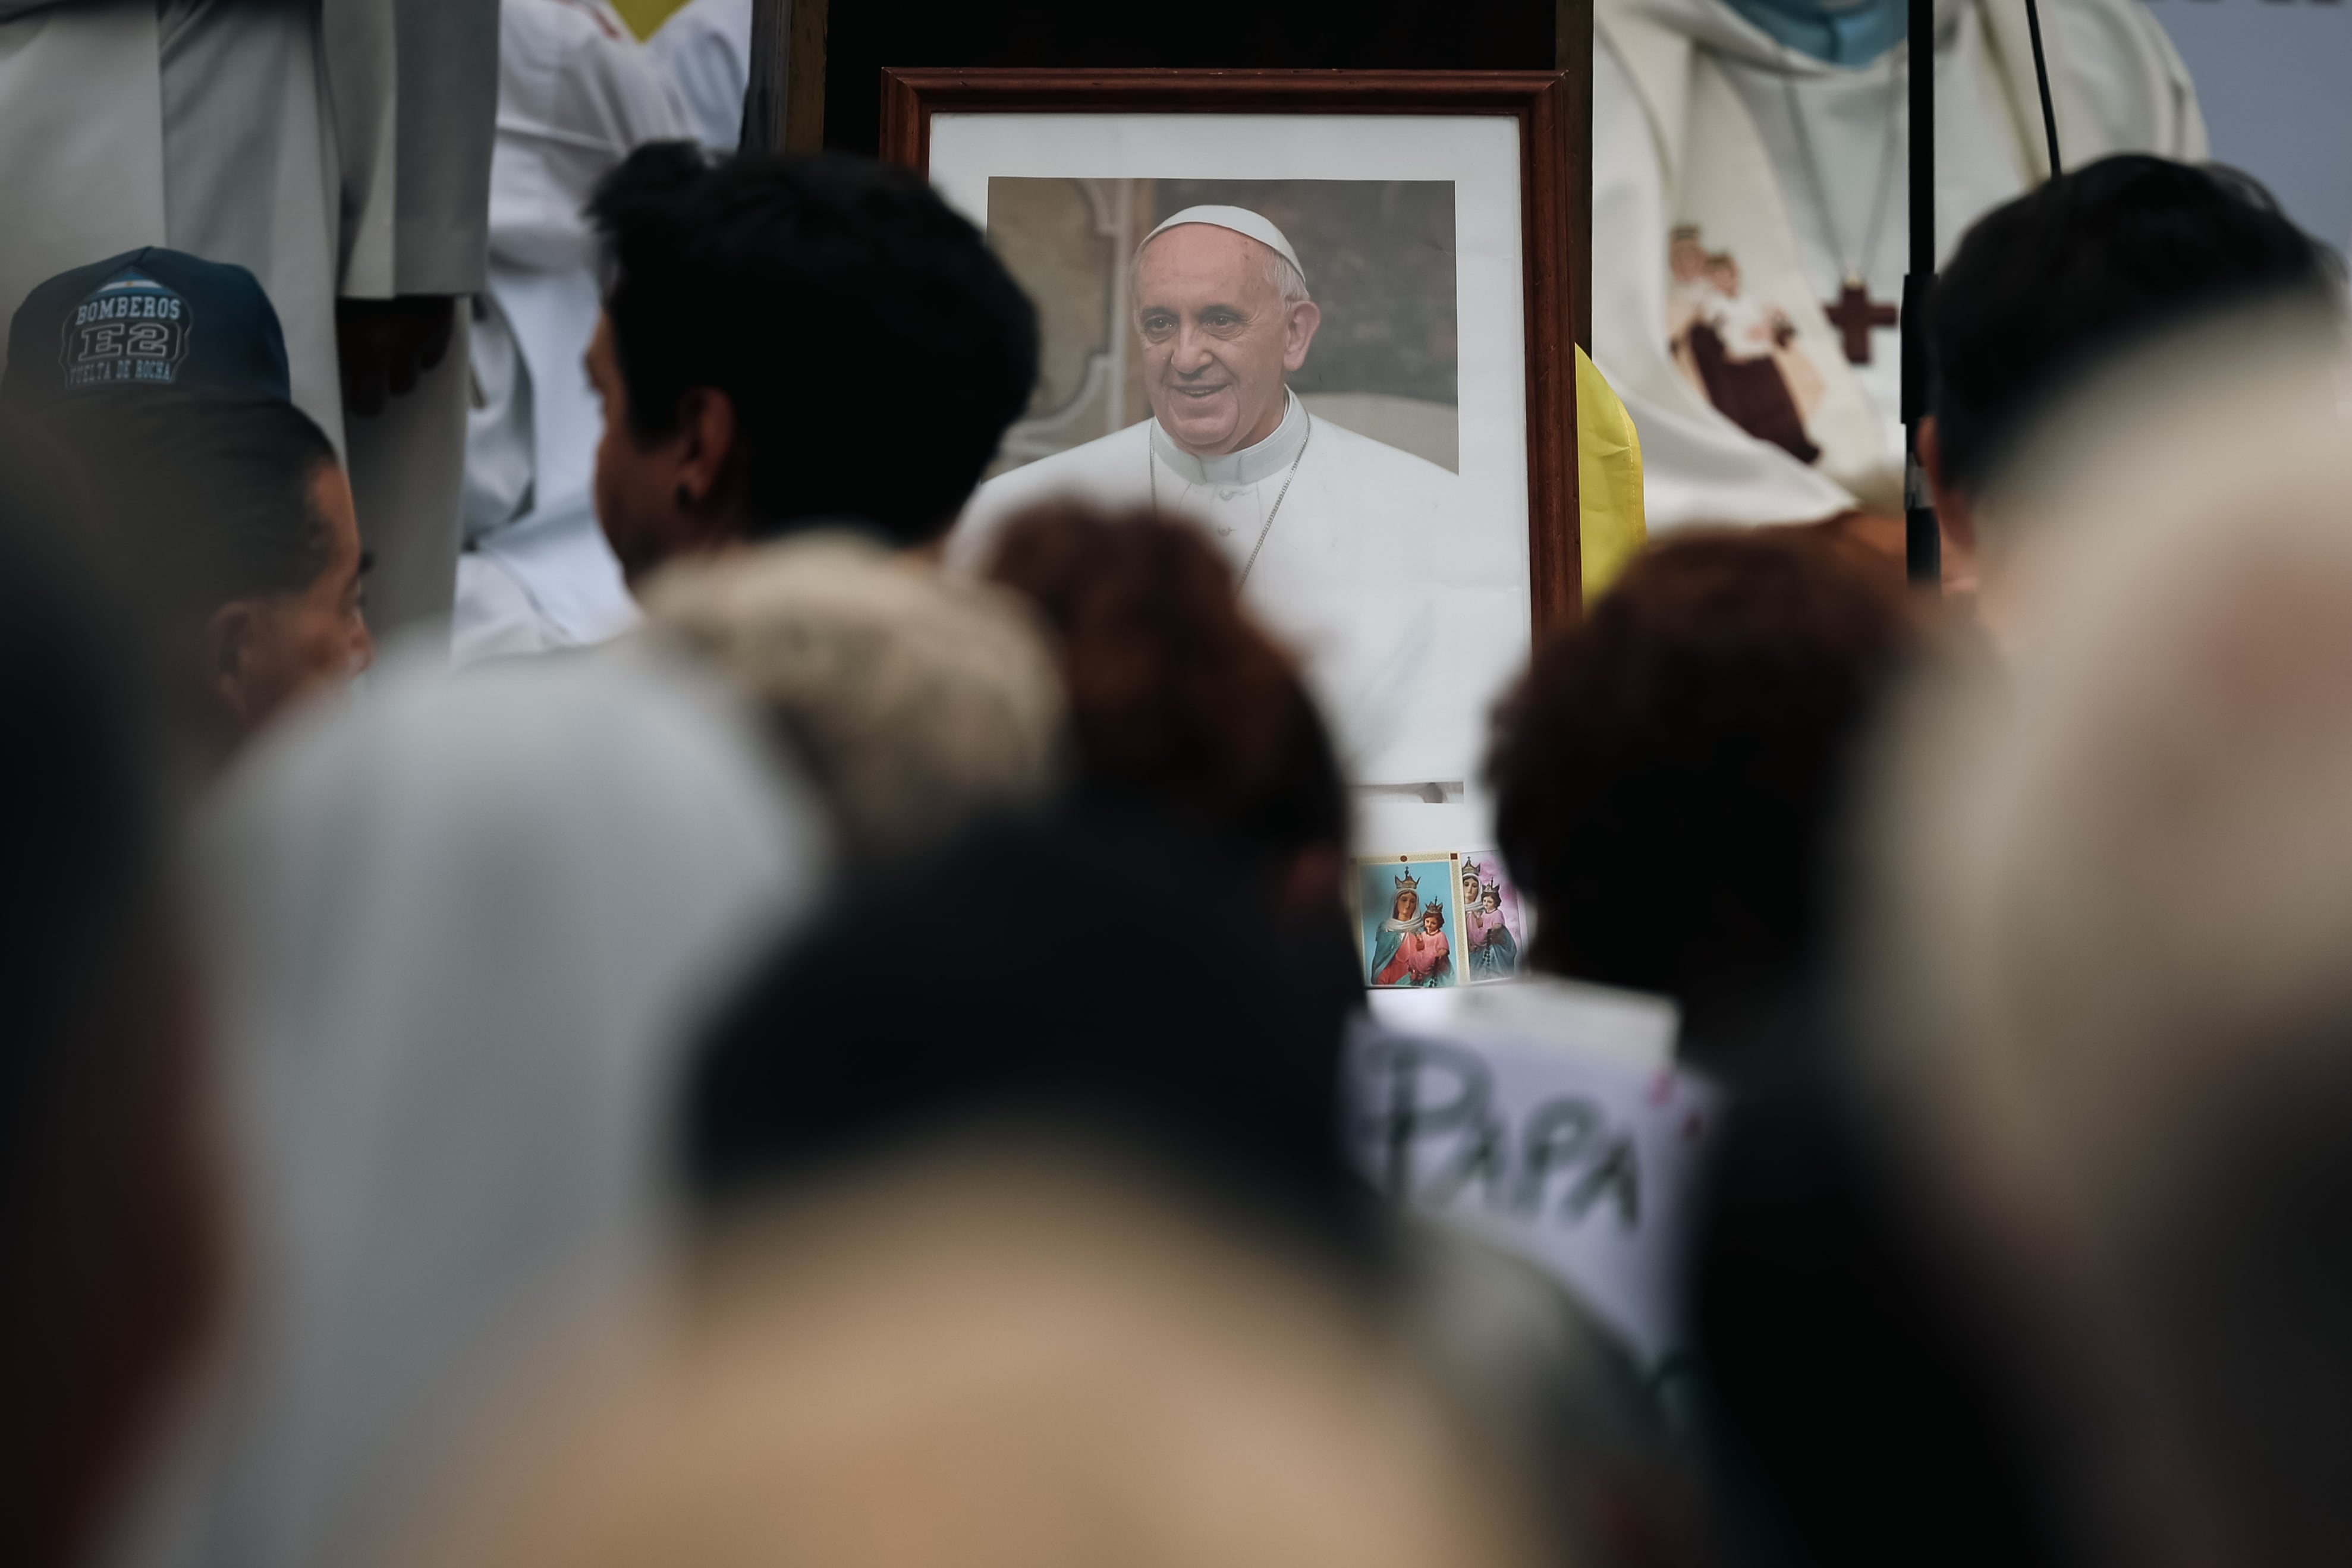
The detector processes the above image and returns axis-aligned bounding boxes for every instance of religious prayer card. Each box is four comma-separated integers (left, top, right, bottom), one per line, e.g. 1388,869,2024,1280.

1355,852,1463,990
1454,851,1527,985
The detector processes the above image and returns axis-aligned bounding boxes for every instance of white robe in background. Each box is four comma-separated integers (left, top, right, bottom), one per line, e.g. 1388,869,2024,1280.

648,0,751,153
1592,0,2205,530
0,0,497,638
455,0,687,666
954,393,1526,790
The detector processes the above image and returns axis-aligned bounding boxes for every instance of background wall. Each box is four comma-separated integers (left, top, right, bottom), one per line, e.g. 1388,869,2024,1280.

2142,0,2352,253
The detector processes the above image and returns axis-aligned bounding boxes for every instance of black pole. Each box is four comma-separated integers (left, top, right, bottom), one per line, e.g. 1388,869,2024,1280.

1901,0,1938,585
2021,0,2063,177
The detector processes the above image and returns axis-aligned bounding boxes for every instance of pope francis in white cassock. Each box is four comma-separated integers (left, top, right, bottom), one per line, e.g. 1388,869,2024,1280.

955,207,1523,791
0,0,497,638
1590,0,2204,531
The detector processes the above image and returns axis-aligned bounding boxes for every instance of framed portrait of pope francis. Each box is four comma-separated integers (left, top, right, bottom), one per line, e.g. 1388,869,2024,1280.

887,69,1579,794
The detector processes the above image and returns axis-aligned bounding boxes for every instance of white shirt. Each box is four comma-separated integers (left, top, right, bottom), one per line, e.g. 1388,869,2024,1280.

455,0,688,664
648,0,752,153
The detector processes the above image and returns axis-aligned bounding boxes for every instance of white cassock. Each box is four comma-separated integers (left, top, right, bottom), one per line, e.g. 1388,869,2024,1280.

455,0,688,666
1591,0,2205,530
0,0,495,639
954,392,1527,790
647,0,752,153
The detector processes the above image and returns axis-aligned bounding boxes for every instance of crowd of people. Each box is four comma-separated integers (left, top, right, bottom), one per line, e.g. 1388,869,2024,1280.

5,32,2351,1568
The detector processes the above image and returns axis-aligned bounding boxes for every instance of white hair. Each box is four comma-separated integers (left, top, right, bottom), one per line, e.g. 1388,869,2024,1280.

645,534,1066,858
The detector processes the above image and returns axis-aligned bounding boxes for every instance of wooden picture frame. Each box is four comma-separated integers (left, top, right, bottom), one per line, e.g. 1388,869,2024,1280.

879,67,1582,633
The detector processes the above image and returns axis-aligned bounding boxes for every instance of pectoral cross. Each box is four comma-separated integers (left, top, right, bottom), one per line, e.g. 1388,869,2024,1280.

1823,274,1898,366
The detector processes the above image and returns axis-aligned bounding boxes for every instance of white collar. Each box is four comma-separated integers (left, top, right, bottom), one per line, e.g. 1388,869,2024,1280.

1149,390,1307,487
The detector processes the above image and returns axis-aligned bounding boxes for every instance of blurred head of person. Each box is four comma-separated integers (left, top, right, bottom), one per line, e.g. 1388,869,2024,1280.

983,504,1350,921
1925,156,2340,619
43,390,370,769
0,429,217,1568
1862,369,2352,1568
1129,212,1319,457
169,646,825,1568
1688,1042,2073,1568
1400,1223,1704,1568
585,144,1039,584
685,808,1371,1270
643,532,1066,861
1487,531,1919,1075
380,1136,1550,1568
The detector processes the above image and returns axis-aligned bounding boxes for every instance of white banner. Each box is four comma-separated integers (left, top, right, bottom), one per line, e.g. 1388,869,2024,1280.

1347,980,1721,1368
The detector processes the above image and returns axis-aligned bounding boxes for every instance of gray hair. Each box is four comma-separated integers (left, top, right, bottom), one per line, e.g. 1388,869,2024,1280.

644,534,1067,859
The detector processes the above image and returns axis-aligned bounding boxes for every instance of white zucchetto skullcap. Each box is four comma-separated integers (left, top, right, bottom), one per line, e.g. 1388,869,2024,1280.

1138,206,1307,287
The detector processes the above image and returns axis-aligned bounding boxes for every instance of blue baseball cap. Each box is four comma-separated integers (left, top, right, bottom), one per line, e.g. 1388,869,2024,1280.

1,246,291,408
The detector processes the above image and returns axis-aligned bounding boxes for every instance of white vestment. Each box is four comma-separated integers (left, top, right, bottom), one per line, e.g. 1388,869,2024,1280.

647,0,751,153
455,0,687,666
0,0,496,637
1592,0,2205,530
954,393,1527,789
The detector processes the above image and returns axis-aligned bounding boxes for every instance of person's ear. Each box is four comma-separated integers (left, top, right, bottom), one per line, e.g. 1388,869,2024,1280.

1919,414,1977,557
671,386,744,527
1282,299,1322,373
202,600,268,726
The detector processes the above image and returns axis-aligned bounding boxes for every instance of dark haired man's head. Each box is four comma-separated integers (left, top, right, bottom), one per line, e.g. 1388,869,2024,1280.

1926,157,2338,551
0,428,218,1568
1487,531,1918,1073
586,143,1039,581
44,391,370,766
684,811,1372,1262
983,505,1350,919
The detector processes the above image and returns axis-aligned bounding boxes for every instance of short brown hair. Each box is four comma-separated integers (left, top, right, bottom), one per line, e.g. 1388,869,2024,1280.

983,505,1345,862
1487,531,1917,1051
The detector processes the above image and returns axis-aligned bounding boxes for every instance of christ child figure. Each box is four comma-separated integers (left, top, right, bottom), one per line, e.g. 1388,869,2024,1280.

1376,903,1452,987
1467,884,1519,980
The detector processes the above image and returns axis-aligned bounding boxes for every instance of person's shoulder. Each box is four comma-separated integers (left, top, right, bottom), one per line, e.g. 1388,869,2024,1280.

947,422,1155,570
520,0,691,152
1306,416,1460,490
977,423,1154,505
2046,0,2180,73
2045,0,2172,45
501,0,653,105
2046,0,2205,155
503,0,628,56
649,0,753,58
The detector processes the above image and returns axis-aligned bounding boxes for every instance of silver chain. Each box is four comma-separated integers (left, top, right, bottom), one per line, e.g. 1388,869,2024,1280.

1775,45,1904,288
1148,413,1313,588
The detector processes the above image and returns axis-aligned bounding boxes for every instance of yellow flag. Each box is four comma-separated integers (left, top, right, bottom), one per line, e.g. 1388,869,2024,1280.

1577,347,1646,601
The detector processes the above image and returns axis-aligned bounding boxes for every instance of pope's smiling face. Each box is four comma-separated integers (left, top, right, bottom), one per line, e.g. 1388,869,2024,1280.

1131,224,1321,457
